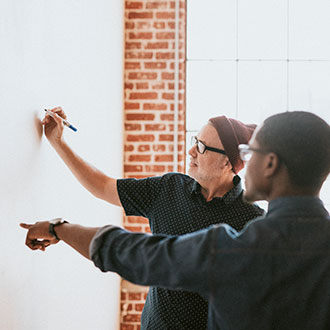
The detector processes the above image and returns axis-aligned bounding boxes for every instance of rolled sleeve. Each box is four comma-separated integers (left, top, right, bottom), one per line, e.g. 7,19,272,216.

88,224,215,296
89,225,118,272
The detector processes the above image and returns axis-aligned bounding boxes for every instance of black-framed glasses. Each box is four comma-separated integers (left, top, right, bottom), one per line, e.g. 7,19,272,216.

191,136,227,155
238,144,272,162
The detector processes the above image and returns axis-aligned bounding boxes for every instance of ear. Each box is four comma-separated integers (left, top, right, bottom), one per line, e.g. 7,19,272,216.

224,158,233,171
263,152,281,178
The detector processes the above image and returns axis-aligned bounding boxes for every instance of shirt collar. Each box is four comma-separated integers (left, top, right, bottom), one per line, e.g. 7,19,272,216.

267,195,329,218
191,175,243,205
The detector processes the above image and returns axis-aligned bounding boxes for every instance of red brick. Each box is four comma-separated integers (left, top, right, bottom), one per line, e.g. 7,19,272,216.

129,32,153,40
128,155,151,162
144,62,167,69
124,165,143,172
128,72,157,80
125,51,153,59
143,103,167,110
162,92,174,100
125,123,142,131
136,82,149,89
146,2,168,9
156,52,174,60
153,144,166,152
135,303,145,312
124,225,143,232
121,303,133,311
151,82,165,90
122,311,143,324
154,22,166,29
125,145,135,152
161,72,174,80
145,165,166,172
125,2,143,10
156,32,175,39
123,314,141,323
125,22,135,29
125,62,141,70
126,113,155,120
136,21,151,29
125,82,134,89
126,42,142,49
144,42,169,49
128,12,153,19
121,292,127,300
137,144,150,152
144,226,152,233
160,113,174,121
128,293,141,301
156,11,175,19
155,154,173,162
145,124,166,131
129,92,158,100
125,102,140,110
126,216,149,224
159,134,174,141
127,134,155,142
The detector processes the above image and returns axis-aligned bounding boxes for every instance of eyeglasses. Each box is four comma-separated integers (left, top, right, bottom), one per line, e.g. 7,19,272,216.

191,136,227,155
238,144,272,162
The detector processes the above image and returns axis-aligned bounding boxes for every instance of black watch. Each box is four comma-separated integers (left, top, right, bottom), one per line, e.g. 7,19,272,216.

49,218,68,241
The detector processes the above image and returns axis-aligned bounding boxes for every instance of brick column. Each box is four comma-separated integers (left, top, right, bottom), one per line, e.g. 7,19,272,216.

121,0,186,329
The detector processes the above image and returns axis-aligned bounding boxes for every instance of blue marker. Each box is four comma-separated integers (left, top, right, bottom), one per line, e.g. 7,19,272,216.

44,109,78,132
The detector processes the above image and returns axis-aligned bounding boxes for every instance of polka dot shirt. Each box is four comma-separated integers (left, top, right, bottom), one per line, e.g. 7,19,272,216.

117,173,264,330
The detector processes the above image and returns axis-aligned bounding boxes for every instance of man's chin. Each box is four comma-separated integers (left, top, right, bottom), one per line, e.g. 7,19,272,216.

243,191,256,203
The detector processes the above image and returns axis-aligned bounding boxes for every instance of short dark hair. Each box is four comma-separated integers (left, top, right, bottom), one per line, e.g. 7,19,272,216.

256,111,330,190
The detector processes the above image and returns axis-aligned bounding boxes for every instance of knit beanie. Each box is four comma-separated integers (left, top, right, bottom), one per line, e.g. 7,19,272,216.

208,116,257,173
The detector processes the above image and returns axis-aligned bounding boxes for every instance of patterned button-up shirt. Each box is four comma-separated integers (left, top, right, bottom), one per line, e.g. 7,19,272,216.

116,173,264,329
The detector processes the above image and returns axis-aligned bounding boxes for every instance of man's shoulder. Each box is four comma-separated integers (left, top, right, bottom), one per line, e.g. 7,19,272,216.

236,194,266,216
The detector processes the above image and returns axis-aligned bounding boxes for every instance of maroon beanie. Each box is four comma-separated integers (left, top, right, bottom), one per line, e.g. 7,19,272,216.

208,116,257,173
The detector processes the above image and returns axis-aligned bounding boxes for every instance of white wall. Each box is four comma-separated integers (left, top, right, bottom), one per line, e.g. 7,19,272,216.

0,1,123,329
186,0,330,210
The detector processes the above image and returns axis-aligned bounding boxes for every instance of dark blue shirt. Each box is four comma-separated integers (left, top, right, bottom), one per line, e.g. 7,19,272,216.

116,173,264,329
90,196,330,330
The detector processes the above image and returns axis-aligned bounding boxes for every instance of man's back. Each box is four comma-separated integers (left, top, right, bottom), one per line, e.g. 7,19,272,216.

208,196,330,330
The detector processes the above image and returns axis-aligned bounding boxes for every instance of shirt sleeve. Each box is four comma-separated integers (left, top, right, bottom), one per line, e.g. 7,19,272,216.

117,176,163,218
89,225,216,297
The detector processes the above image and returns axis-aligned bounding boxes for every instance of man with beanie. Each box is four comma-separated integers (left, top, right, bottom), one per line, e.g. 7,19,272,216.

34,107,264,330
22,111,330,330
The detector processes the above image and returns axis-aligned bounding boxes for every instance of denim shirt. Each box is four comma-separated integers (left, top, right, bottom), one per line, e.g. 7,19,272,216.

90,196,330,330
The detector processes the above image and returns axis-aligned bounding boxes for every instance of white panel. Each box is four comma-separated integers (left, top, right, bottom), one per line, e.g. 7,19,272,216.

0,1,123,329
289,0,330,59
288,61,330,122
187,0,237,59
186,60,237,131
238,0,287,59
237,61,287,125
320,178,330,211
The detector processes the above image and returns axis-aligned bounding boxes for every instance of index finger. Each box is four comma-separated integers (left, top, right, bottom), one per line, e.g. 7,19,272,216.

20,223,33,230
49,106,67,120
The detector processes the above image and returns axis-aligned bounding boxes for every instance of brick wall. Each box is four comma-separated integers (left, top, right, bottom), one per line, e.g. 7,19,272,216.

121,0,186,329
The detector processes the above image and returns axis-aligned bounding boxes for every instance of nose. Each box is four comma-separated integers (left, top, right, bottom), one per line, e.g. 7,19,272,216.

188,144,197,157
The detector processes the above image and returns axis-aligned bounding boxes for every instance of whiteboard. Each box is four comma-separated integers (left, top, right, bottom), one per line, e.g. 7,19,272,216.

0,1,123,329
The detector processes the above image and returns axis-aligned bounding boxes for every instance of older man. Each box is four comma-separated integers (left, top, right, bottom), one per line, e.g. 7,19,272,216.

26,107,263,329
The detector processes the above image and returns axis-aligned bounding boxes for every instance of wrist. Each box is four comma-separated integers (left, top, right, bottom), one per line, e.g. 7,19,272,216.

49,218,69,240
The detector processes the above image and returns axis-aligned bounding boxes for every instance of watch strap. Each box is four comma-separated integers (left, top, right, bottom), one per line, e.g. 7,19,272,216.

49,218,68,240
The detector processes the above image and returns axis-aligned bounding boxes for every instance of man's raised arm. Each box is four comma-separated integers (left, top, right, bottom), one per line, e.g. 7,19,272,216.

43,107,121,206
